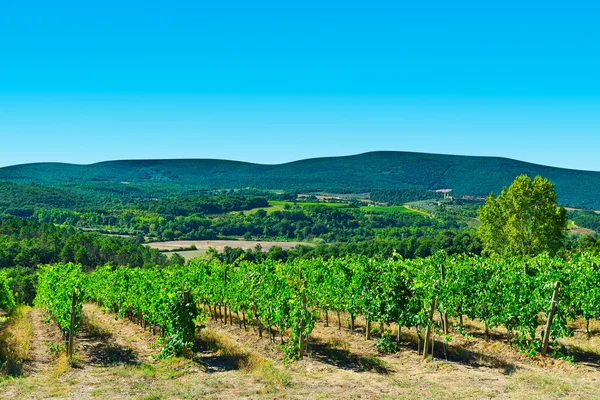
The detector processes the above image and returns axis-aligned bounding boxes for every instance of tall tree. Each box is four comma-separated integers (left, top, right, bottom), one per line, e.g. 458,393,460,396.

478,175,567,257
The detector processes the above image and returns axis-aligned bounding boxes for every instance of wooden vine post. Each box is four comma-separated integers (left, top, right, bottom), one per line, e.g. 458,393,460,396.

223,267,228,325
299,322,306,358
422,297,436,361
586,319,591,338
68,289,77,360
541,281,560,357
439,264,449,334
298,264,308,359
182,289,191,358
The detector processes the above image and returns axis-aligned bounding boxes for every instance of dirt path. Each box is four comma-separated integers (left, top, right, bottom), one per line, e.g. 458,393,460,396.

27,308,64,373
1,308,63,399
203,315,515,397
5,305,600,399
202,311,600,399
3,305,164,399
77,303,157,365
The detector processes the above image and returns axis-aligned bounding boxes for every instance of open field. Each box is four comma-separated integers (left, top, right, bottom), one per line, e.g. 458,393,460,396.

241,200,350,214
568,221,596,235
270,200,349,208
244,200,425,217
570,227,596,235
359,205,418,214
146,239,314,253
3,304,600,399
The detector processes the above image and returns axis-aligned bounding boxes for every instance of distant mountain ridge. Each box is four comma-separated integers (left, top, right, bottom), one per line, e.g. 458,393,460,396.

1,151,599,208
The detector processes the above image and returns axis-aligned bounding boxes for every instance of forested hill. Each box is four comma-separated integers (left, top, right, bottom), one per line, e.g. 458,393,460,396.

1,151,600,208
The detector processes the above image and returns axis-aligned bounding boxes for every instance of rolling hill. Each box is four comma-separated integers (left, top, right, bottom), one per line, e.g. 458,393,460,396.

0,151,599,208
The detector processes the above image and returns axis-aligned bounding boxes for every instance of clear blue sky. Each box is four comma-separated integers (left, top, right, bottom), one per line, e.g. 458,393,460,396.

1,1,599,170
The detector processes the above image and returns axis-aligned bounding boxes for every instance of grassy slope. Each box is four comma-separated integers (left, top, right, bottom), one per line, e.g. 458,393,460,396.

231,200,350,215
1,151,600,208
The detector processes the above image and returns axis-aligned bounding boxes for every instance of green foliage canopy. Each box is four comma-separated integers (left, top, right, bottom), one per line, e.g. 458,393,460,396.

478,175,567,257
0,271,16,312
34,263,86,335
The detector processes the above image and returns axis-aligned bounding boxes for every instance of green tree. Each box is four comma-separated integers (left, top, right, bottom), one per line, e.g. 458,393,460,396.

166,253,186,266
478,175,567,257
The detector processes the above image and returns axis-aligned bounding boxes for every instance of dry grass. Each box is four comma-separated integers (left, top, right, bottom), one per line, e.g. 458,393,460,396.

52,353,71,377
504,370,600,399
6,306,600,399
0,305,33,376
198,328,292,389
199,328,241,356
328,335,350,351
81,311,111,340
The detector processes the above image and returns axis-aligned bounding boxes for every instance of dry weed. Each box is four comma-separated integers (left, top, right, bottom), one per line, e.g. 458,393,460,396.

0,305,33,375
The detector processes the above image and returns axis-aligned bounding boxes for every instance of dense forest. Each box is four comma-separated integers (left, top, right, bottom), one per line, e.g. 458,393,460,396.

2,151,600,208
0,181,269,218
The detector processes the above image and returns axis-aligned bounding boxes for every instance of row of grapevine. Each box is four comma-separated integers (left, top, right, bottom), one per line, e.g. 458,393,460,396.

34,263,86,357
87,265,201,358
37,259,318,360
33,251,600,361
185,258,314,359
0,271,15,313
301,252,600,356
34,263,205,359
184,252,600,358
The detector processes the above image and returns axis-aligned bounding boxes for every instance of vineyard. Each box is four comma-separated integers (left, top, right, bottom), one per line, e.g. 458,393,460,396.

32,252,600,363
0,271,15,313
